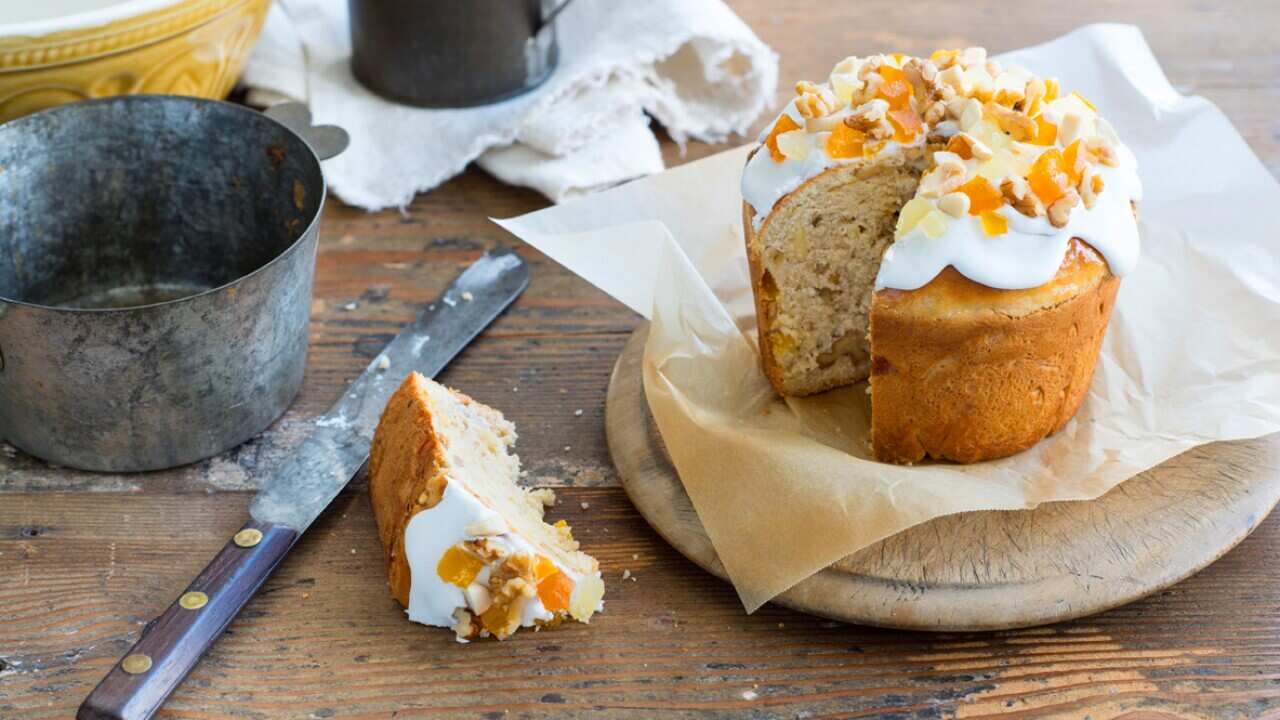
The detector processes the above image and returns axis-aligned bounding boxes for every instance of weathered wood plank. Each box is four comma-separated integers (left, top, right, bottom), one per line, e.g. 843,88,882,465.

4,489,1280,718
4,0,1280,716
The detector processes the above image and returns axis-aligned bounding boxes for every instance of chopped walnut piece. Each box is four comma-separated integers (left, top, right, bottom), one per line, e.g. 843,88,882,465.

1080,166,1103,209
938,192,971,218
1001,176,1045,218
1084,137,1119,167
917,162,966,198
844,99,893,140
1047,188,1081,227
984,102,1036,141
923,100,948,125
946,132,993,161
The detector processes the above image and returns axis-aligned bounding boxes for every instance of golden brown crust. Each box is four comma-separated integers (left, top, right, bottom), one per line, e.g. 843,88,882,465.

868,239,1118,463
743,198,791,395
367,372,450,608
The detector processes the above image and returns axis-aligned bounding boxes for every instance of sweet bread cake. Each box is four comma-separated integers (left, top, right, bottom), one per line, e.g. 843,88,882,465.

742,48,1141,464
368,372,604,641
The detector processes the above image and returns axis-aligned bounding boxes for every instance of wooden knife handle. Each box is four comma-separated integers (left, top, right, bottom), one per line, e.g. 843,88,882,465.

77,519,299,720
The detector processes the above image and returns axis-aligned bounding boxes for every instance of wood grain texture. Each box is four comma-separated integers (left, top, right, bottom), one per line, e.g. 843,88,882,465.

3,0,1280,716
609,323,1280,631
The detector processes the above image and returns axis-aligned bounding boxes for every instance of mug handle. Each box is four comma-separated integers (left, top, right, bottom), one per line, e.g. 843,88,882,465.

264,102,350,161
535,0,577,36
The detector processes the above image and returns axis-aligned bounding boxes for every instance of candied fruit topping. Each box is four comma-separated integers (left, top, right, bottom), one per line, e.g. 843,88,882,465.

980,211,1009,236
875,65,914,110
931,49,960,65
1032,115,1058,146
919,210,950,239
480,603,513,636
945,134,973,160
765,115,800,162
1062,139,1086,186
895,197,933,237
437,545,485,588
958,177,1003,215
537,571,574,612
887,107,923,143
826,123,866,158
1091,174,1105,194
1028,148,1071,205
1043,77,1060,103
775,130,810,161
533,555,559,583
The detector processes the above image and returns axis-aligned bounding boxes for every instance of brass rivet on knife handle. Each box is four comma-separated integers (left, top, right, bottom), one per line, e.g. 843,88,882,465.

233,528,263,548
179,591,209,610
121,654,152,675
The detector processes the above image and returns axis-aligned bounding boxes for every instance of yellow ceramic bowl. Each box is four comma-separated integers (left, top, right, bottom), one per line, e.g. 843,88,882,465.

0,0,270,123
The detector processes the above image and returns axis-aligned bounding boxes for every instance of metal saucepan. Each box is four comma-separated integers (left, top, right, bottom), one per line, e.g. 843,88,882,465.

349,0,577,107
0,96,348,472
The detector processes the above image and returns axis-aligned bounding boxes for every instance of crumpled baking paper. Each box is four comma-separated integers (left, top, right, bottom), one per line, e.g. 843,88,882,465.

496,24,1280,611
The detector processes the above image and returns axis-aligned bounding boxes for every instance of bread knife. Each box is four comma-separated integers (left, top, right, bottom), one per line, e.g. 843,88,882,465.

77,249,529,720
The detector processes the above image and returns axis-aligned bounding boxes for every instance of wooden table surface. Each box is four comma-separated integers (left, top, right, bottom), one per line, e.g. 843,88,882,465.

4,2,1279,717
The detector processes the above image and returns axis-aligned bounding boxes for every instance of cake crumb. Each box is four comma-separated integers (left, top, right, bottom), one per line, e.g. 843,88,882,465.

741,690,758,701
461,291,474,302
350,548,357,554
564,445,571,452
559,388,567,394
528,487,557,507
376,356,390,371
580,502,590,510
512,387,518,392
622,569,631,580
574,409,583,416
342,301,358,311
631,553,639,560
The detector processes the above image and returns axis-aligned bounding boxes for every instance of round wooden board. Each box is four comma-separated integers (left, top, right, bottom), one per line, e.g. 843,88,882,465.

606,322,1280,631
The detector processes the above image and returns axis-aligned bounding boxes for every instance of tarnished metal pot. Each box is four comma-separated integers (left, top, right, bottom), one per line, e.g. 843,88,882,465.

0,96,348,472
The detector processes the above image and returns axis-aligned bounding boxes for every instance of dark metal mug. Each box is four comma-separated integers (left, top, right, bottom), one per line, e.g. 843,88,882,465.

0,96,348,472
349,0,575,107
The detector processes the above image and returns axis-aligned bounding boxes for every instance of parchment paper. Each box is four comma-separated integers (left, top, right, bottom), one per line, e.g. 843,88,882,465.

495,24,1280,612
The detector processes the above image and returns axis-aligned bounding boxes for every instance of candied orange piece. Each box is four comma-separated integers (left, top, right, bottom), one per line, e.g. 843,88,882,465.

1062,139,1087,185
1091,174,1105,194
958,177,1003,215
1032,115,1058,146
826,123,866,159
887,107,923,143
1043,78,1060,103
1028,149,1071,205
931,49,959,65
876,65,914,110
891,52,907,65
437,545,485,588
764,115,801,162
537,571,575,612
945,134,974,160
480,603,511,635
980,211,1009,236
533,555,559,583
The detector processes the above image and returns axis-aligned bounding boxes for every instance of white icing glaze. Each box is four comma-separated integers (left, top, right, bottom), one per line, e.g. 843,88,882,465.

741,69,1143,292
876,144,1141,290
403,480,569,632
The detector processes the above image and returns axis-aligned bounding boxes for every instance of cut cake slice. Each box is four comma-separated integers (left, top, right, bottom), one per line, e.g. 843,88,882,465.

368,372,604,641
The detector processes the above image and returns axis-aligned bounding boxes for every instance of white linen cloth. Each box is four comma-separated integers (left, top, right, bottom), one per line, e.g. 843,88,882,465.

241,0,778,209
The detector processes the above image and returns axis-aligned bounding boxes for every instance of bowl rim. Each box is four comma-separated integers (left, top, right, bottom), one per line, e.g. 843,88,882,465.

0,94,329,315
0,0,190,39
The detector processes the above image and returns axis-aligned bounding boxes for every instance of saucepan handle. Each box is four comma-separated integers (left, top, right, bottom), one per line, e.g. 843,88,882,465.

77,519,299,720
264,102,350,161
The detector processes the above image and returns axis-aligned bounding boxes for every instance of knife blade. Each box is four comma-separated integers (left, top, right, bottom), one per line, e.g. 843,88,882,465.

78,249,528,720
249,247,530,532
